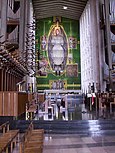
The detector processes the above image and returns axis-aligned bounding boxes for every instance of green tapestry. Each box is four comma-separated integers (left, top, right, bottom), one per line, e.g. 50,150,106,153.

36,17,81,90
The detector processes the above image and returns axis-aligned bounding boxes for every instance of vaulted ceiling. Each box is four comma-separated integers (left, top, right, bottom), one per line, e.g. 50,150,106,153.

32,0,88,20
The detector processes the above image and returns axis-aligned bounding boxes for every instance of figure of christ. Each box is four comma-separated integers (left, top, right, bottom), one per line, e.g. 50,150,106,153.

51,22,65,75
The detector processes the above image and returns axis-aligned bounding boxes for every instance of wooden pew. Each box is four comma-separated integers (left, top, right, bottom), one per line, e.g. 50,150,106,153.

24,147,43,153
0,121,19,153
0,121,9,134
20,122,44,153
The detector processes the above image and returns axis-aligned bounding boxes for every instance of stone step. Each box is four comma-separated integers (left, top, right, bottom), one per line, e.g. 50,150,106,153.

9,120,115,134
1,119,115,135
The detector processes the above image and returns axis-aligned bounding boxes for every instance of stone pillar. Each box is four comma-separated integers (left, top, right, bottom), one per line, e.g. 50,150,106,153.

104,0,113,90
89,0,99,86
90,0,105,92
95,0,105,92
104,0,112,69
80,0,102,92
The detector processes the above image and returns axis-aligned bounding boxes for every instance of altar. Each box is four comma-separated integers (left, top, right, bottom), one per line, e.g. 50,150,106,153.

44,89,81,95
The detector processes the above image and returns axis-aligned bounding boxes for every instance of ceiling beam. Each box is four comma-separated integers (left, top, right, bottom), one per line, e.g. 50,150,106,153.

33,0,87,6
33,5,85,11
35,13,80,20
33,3,86,9
32,0,88,20
34,9,81,14
34,8,83,14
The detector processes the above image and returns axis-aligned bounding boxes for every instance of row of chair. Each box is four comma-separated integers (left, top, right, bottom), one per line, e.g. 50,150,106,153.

19,122,44,153
0,121,19,153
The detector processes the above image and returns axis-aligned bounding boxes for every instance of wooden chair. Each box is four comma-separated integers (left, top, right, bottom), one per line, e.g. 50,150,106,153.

0,121,19,153
20,122,44,153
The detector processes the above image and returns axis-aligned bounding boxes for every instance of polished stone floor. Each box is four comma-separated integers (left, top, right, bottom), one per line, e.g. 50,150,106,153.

12,94,115,152
43,134,115,153
28,97,115,152
12,133,115,153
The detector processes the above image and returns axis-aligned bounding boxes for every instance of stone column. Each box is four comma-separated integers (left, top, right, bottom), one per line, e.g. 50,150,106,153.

104,0,113,90
89,0,100,86
86,0,106,92
95,0,105,92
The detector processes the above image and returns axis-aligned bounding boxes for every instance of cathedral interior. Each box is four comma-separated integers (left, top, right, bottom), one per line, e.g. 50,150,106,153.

0,0,115,153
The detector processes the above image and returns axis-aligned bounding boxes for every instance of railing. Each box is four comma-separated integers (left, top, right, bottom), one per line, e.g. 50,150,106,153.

7,26,19,43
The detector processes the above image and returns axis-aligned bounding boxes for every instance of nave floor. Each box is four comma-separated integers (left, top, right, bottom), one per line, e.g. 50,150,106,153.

18,95,115,153
12,133,115,153
43,133,115,153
